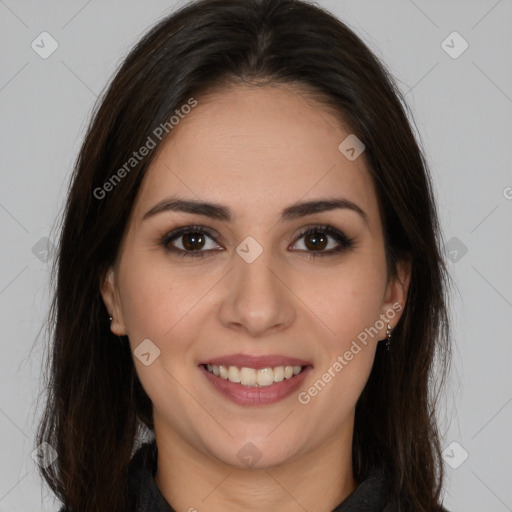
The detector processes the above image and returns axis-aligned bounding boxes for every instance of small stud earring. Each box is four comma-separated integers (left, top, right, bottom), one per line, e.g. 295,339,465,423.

386,324,393,351
109,315,117,335
108,314,125,346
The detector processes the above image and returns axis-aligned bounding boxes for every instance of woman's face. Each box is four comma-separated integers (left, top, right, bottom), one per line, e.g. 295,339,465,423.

102,84,409,469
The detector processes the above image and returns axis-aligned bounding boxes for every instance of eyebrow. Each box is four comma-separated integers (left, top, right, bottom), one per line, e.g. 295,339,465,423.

143,197,368,225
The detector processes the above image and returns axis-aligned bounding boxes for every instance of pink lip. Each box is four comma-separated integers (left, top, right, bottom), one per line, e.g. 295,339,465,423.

199,353,312,370
199,364,313,406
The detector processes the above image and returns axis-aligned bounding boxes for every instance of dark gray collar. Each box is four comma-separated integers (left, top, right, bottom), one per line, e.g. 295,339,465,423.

128,440,390,512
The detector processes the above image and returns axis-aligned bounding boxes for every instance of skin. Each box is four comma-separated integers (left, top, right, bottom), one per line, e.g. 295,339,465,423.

101,84,410,512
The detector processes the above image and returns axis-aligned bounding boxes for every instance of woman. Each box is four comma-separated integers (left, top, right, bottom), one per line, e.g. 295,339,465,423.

36,0,451,510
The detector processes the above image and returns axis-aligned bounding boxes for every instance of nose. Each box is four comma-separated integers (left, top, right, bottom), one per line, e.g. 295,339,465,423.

217,248,296,338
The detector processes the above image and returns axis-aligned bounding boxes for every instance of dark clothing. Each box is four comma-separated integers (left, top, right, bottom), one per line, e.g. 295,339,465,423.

57,440,449,511
126,440,448,512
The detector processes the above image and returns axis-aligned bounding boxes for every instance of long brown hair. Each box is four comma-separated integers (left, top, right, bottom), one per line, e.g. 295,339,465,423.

36,0,451,510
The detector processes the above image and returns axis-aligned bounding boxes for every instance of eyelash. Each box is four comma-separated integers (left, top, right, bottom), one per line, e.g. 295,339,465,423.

160,224,355,259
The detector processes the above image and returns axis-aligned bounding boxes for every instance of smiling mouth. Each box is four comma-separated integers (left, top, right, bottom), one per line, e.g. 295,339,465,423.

201,364,308,387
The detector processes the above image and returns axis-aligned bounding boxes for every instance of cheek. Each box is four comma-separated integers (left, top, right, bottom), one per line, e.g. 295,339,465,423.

297,264,386,426
117,251,204,343
295,255,388,344
117,256,208,402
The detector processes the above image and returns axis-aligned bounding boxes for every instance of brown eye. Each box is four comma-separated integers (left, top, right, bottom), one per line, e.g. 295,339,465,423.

303,232,328,251
162,225,222,257
181,232,206,251
290,225,355,257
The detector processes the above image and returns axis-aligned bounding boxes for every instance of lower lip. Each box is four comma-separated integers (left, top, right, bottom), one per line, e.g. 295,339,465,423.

199,365,312,406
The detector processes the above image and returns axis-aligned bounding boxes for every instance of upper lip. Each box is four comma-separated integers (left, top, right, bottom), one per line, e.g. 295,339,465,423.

200,353,313,370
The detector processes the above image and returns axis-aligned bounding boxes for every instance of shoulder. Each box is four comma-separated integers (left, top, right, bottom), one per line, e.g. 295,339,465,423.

383,504,450,512
383,500,450,512
55,440,160,512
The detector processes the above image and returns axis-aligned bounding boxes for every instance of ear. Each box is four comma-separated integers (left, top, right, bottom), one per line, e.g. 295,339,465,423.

100,267,127,336
380,258,411,334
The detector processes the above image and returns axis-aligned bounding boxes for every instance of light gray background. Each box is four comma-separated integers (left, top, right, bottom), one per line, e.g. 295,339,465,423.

1,1,511,511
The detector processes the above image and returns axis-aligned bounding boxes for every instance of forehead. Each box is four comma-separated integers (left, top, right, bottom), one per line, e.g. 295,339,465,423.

132,84,380,229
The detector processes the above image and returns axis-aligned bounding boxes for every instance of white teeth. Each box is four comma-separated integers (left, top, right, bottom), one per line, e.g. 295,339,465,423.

273,366,284,382
256,368,274,386
240,367,256,386
228,366,241,383
205,364,305,387
219,365,228,379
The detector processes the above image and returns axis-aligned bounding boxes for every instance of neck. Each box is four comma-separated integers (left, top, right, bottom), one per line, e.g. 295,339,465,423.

154,424,356,512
